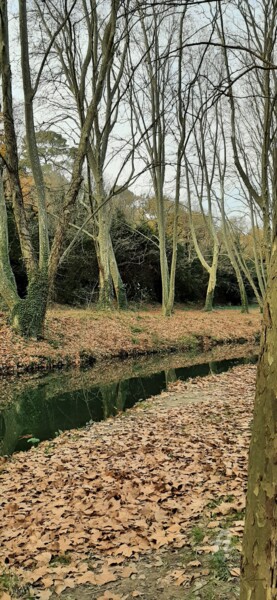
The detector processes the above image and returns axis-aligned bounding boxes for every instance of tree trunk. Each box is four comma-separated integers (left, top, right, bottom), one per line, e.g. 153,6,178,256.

19,0,49,271
237,274,249,314
240,237,277,599
204,242,219,312
222,229,249,313
0,168,20,310
157,210,169,316
11,271,48,339
0,0,37,276
160,239,170,316
97,207,113,308
204,281,215,312
165,168,181,317
109,236,127,309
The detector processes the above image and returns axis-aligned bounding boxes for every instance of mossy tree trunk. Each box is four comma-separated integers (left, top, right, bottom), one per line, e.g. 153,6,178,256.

0,165,48,338
11,272,48,338
240,236,277,599
0,2,46,339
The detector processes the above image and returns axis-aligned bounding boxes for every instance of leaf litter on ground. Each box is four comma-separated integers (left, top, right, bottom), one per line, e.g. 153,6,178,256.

0,306,260,374
0,364,256,598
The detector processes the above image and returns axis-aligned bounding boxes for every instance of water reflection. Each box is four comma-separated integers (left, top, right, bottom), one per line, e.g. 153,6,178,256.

0,349,257,456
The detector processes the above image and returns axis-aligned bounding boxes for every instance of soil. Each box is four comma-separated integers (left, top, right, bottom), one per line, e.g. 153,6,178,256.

54,546,240,600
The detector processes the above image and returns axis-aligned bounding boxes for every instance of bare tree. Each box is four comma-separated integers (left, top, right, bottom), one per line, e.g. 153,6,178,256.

219,0,276,279
217,1,277,597
0,0,123,336
184,71,221,312
128,3,218,315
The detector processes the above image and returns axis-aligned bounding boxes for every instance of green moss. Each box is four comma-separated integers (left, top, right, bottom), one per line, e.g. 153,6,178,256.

98,278,113,309
116,282,128,310
11,270,48,339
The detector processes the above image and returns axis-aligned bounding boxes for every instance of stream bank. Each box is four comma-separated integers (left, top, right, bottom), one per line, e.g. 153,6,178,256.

0,306,260,375
0,342,257,456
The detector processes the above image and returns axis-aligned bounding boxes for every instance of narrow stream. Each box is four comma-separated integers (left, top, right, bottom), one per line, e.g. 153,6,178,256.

0,346,257,456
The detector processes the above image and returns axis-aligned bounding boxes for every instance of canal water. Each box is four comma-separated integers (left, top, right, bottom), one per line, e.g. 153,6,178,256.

0,345,257,456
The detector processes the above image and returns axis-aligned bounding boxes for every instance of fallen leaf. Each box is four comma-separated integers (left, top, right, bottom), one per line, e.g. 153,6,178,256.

35,551,52,565
120,565,137,578
54,583,66,595
94,569,118,585
36,591,52,600
187,560,201,567
197,545,219,553
0,592,12,600
76,572,97,585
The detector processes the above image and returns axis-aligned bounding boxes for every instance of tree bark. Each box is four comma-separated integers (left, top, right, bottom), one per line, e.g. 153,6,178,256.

0,167,19,310
240,237,277,599
204,241,219,312
11,271,48,338
0,0,37,276
109,236,127,309
19,0,49,271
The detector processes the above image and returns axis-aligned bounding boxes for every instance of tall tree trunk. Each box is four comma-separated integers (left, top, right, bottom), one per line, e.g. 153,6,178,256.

97,201,113,308
19,0,49,271
156,197,169,315
237,271,249,314
160,238,169,316
0,0,37,276
204,242,219,312
164,156,182,317
226,240,249,313
221,213,249,313
0,168,19,310
0,1,48,339
109,236,127,309
240,237,277,599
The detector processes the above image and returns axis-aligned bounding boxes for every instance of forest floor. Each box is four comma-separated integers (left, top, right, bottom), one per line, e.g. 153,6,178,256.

0,363,257,600
0,304,261,374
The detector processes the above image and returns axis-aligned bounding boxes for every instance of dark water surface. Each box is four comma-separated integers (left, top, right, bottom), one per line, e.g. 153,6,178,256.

0,346,257,456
